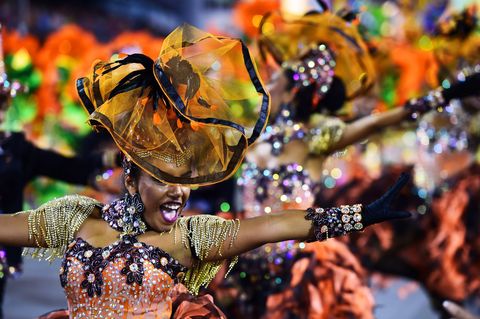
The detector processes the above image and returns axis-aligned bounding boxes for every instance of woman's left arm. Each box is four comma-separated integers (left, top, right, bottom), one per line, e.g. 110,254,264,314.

179,173,410,295
206,172,411,261
220,209,312,255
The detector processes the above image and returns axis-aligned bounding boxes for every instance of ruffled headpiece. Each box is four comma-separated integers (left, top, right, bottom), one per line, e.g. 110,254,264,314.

77,24,269,186
258,11,375,101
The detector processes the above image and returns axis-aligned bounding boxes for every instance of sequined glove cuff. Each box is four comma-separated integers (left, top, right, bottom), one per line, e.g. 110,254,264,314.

305,204,364,242
405,88,446,120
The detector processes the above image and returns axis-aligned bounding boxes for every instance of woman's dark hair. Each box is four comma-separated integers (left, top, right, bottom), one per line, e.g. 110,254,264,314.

78,131,115,156
284,69,347,123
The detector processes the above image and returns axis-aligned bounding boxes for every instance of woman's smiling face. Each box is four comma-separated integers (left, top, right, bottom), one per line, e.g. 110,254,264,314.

126,171,191,232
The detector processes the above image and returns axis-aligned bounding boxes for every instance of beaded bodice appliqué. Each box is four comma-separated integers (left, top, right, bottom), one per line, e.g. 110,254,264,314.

238,162,315,218
259,106,309,156
59,200,187,318
239,106,318,218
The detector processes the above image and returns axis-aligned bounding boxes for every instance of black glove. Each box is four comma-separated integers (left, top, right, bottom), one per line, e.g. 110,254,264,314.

405,71,480,119
305,173,412,242
443,72,480,102
363,172,412,227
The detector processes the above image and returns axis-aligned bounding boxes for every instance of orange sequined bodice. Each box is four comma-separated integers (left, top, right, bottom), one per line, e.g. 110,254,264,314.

60,236,187,318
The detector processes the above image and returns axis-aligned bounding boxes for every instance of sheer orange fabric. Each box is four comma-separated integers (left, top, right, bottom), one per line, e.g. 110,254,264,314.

258,11,376,99
77,24,269,186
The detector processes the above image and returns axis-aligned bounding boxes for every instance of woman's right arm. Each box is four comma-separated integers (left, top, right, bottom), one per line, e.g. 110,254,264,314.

203,173,411,262
331,107,410,152
0,195,101,259
0,212,35,247
314,72,480,156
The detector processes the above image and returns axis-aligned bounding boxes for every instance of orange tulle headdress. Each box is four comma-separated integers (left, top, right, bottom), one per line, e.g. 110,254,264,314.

258,11,375,100
433,6,479,72
77,24,270,186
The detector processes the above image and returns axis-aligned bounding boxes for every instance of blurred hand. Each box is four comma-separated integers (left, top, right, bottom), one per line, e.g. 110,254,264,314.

443,301,480,319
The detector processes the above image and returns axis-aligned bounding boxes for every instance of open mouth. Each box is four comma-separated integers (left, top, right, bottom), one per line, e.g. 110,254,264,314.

159,201,182,224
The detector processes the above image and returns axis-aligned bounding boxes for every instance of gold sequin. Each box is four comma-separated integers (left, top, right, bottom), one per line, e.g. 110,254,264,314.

136,148,193,167
160,257,168,266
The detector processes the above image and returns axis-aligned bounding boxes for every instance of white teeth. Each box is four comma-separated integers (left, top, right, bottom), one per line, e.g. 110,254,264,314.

163,203,181,210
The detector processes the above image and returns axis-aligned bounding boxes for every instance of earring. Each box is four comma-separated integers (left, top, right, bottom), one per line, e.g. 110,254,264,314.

125,192,145,213
122,156,133,176
122,192,147,236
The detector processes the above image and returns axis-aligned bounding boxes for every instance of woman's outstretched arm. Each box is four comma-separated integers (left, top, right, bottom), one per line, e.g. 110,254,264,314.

226,209,313,253
196,173,411,263
330,107,409,153
0,213,34,247
324,72,480,155
0,195,101,256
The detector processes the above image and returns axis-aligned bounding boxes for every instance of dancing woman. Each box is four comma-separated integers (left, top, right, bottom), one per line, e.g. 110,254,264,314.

0,25,412,318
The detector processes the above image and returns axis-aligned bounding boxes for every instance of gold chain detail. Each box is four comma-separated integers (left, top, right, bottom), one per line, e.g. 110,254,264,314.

23,195,100,261
176,215,240,295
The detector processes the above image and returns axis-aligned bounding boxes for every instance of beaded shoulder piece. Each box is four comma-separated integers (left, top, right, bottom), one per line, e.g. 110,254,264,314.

176,215,241,295
22,195,101,261
260,106,308,156
308,114,345,155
